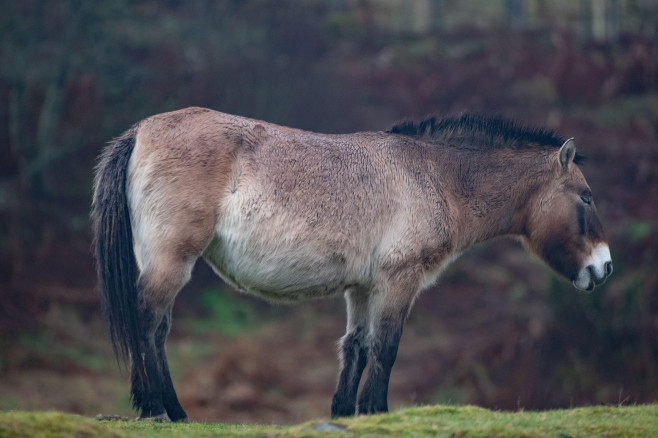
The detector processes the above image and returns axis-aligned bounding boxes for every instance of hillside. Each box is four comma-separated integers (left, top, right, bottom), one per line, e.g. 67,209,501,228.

2,404,657,438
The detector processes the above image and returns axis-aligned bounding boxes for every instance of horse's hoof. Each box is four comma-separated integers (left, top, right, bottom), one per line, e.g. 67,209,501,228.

137,413,171,422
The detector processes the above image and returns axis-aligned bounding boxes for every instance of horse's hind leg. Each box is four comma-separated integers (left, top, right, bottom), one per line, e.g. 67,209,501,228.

155,305,188,422
331,288,370,417
131,256,195,421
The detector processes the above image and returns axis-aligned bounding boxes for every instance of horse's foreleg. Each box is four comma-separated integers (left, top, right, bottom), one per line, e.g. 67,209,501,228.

357,275,418,415
332,289,369,417
155,307,188,422
356,312,405,414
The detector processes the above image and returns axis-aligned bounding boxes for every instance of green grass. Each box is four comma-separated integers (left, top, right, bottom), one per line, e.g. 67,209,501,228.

186,288,259,336
2,404,658,437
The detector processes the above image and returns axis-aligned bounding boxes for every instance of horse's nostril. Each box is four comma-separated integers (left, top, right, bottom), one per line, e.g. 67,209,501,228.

605,261,613,277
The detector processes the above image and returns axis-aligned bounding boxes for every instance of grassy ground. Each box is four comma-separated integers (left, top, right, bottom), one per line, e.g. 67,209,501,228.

1,404,657,438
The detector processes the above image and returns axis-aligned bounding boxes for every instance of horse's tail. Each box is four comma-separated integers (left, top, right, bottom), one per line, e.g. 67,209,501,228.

91,126,140,367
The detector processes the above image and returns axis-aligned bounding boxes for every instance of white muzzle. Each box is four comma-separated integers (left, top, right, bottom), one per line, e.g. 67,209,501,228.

573,243,613,291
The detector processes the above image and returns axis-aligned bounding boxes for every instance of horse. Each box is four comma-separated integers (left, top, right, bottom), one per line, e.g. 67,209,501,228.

92,107,612,422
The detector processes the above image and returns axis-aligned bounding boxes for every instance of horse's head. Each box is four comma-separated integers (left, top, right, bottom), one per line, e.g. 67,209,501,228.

524,138,612,291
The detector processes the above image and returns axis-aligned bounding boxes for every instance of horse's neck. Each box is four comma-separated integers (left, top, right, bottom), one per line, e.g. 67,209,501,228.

447,149,546,249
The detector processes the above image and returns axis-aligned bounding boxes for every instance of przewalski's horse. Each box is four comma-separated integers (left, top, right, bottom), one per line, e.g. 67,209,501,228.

92,108,612,422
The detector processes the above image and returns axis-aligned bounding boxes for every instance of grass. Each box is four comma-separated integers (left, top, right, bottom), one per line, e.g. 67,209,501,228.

2,404,658,438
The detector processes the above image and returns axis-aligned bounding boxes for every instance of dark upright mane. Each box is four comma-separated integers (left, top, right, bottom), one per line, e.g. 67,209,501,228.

387,114,585,164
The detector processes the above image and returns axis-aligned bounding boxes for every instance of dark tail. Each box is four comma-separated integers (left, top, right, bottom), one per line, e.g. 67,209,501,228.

91,126,140,367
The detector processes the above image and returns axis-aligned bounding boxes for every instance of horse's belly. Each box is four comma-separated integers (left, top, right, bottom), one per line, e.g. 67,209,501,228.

202,211,352,302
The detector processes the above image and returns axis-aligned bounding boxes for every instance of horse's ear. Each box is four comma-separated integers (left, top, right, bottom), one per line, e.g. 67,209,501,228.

558,138,576,171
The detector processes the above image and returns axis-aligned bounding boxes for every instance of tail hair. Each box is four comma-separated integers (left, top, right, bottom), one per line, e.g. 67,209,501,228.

91,126,140,367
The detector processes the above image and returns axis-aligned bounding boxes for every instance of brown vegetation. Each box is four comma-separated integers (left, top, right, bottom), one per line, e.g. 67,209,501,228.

1,0,657,423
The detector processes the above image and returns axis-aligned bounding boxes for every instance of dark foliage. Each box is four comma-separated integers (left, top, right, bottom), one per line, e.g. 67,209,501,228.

1,0,657,422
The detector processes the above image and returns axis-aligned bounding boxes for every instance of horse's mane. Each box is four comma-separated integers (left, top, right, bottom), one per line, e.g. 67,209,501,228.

387,113,585,164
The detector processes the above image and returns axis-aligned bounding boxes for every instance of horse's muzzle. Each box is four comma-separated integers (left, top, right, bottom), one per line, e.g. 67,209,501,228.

573,243,613,292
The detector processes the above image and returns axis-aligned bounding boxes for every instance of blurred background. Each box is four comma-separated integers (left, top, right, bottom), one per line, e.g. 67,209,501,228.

1,0,657,424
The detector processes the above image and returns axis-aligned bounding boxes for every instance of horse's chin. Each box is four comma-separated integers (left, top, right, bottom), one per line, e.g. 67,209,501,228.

572,278,595,293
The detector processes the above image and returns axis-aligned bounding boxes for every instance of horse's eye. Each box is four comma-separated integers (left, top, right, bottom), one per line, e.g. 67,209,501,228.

580,195,591,205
